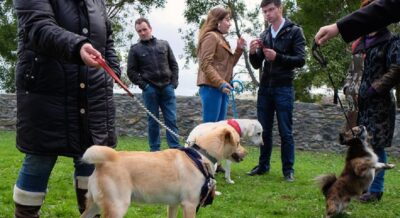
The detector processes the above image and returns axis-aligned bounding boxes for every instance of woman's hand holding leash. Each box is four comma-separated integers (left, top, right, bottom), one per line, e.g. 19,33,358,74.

220,82,233,94
80,43,102,68
315,23,339,46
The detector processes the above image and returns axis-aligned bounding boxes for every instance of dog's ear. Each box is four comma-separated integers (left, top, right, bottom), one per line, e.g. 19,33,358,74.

223,126,239,147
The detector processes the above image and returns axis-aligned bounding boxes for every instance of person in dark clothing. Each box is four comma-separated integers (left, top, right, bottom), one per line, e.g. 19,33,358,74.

355,27,400,202
12,0,121,217
247,0,306,182
127,18,181,152
315,0,400,45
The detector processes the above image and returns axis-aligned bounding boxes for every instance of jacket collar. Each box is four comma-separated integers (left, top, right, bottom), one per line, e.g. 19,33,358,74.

139,36,156,44
213,31,234,55
267,18,294,38
353,28,392,54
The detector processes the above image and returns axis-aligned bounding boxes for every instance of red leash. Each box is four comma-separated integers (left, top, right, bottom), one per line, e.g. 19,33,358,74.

95,57,134,97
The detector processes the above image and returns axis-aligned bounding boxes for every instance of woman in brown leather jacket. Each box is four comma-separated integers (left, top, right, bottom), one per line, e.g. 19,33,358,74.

196,6,246,123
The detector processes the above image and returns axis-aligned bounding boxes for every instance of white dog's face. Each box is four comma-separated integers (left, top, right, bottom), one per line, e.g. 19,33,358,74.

247,121,263,146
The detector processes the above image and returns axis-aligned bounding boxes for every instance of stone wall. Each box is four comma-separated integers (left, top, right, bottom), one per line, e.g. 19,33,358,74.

1,93,400,156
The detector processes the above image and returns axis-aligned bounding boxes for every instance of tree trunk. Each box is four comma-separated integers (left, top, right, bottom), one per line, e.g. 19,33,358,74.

333,88,338,105
229,1,259,87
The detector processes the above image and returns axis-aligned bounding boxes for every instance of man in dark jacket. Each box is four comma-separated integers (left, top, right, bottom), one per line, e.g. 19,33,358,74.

127,18,180,151
315,0,400,45
12,0,121,217
247,0,305,182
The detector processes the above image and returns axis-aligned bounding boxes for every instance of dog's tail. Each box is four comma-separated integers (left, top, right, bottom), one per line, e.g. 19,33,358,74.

82,145,118,164
314,173,337,197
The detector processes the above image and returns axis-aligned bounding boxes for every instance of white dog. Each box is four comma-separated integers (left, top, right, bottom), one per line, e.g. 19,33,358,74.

186,119,263,184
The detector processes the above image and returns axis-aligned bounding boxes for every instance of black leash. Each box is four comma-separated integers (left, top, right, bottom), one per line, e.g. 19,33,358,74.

312,41,356,137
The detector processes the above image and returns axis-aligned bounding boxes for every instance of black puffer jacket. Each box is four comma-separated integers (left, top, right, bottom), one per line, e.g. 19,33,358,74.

127,37,179,89
14,0,121,157
250,19,306,87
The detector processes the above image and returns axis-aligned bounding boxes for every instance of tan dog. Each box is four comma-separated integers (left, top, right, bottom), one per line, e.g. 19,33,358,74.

81,125,247,218
186,119,262,184
315,126,395,218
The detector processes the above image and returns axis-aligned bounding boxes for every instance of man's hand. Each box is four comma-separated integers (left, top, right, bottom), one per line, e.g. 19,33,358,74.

263,48,276,61
80,43,102,68
315,23,339,46
249,39,262,55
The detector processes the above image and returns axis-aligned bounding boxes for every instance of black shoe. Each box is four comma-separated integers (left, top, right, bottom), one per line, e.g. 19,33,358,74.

358,192,383,203
216,164,225,173
284,173,294,182
247,165,267,176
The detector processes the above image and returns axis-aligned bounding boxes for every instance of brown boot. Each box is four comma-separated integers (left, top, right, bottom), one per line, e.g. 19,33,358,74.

13,185,44,218
15,203,41,218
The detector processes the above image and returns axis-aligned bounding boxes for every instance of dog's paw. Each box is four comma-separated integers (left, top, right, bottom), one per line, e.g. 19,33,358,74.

225,178,235,184
215,191,222,196
386,163,395,169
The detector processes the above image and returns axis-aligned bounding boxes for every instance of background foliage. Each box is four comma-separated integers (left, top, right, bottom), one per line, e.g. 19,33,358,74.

0,0,399,104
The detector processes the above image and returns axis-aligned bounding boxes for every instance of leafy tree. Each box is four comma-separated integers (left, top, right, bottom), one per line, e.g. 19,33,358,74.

180,0,362,102
0,0,165,93
0,0,17,93
290,0,360,102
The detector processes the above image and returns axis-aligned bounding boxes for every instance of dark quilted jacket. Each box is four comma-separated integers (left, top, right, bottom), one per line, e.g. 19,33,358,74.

14,0,121,157
250,19,306,88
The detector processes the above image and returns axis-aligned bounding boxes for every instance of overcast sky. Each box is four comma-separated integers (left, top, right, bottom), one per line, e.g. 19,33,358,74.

125,0,262,96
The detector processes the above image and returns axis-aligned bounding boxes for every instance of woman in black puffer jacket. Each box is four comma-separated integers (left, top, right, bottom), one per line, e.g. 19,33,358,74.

12,0,121,216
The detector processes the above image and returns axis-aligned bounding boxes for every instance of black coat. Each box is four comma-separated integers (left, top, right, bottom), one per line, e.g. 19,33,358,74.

337,0,400,43
14,0,121,157
127,37,179,89
356,29,400,148
250,19,306,87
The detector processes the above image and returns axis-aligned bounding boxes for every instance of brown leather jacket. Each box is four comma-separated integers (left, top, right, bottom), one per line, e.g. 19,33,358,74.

197,31,243,88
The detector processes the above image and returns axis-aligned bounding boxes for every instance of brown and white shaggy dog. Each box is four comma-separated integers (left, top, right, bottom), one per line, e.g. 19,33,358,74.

315,126,395,218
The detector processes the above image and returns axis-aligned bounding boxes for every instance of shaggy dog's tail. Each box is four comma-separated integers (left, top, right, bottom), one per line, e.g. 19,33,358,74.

82,145,118,164
314,173,337,197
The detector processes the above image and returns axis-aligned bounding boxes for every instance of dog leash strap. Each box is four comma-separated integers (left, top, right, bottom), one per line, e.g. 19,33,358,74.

96,56,183,140
311,41,356,137
230,80,244,119
96,57,134,97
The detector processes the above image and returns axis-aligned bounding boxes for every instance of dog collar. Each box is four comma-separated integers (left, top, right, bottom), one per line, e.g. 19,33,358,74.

227,119,242,136
192,144,218,165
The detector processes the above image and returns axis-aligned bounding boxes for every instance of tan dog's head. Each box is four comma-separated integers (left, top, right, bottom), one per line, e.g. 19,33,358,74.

196,124,247,162
339,125,368,146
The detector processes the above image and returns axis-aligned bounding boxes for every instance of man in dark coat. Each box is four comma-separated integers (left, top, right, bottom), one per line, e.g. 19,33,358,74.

247,0,305,182
12,0,121,217
127,18,180,151
315,0,400,45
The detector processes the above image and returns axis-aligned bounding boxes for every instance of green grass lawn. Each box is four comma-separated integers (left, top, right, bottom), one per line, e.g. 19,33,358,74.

1,131,400,218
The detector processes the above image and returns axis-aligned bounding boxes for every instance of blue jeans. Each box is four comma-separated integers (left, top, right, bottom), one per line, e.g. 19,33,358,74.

369,147,387,193
257,86,295,176
16,154,94,192
199,85,229,122
142,84,180,151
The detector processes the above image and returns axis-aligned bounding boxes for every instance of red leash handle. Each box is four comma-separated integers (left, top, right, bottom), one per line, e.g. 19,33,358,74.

96,57,134,97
